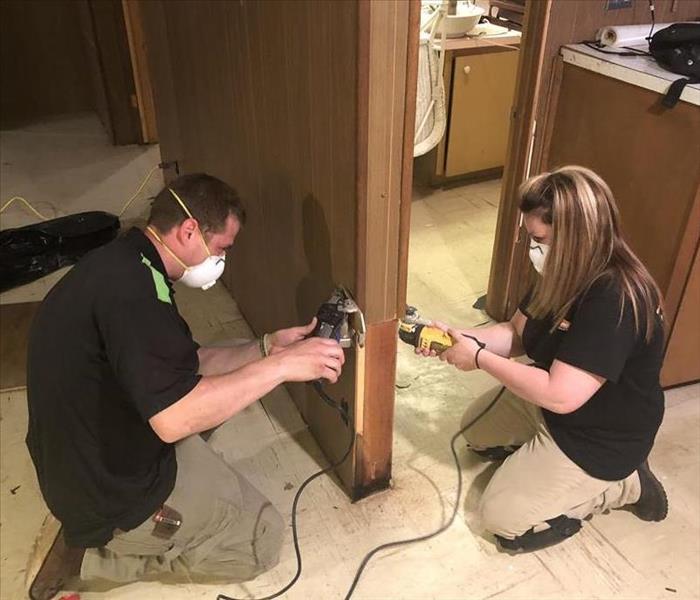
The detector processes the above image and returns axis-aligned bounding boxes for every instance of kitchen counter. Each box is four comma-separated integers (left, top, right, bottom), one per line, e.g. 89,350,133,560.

562,43,700,106
433,22,521,51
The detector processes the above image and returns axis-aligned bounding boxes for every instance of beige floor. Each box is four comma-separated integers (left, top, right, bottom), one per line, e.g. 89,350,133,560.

1,116,699,600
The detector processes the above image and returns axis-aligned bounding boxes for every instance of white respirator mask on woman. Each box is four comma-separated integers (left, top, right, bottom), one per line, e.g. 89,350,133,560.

147,189,226,291
528,240,550,274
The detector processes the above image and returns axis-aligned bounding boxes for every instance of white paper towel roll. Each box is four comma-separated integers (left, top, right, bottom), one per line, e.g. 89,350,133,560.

596,23,674,47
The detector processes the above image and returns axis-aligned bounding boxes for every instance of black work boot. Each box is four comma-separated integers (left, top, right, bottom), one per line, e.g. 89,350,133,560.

29,527,85,600
495,514,582,553
628,460,669,522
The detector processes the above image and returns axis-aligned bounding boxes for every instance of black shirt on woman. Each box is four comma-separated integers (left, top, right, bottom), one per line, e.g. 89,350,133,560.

520,276,665,481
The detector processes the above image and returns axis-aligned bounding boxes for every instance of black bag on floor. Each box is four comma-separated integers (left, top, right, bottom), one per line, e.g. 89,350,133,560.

0,211,120,293
649,23,700,108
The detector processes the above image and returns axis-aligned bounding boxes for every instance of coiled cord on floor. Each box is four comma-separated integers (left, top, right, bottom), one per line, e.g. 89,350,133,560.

216,382,505,600
343,385,506,600
216,384,354,600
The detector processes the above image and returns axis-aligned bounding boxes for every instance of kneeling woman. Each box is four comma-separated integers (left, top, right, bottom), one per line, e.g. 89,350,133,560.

424,166,668,551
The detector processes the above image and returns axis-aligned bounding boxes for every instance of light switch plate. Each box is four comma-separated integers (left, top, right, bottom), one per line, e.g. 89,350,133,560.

606,0,633,9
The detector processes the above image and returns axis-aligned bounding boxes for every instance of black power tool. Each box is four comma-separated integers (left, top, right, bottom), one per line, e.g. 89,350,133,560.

308,286,364,423
311,286,363,348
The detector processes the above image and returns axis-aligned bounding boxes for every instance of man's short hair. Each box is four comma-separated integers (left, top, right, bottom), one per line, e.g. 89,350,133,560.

148,173,246,233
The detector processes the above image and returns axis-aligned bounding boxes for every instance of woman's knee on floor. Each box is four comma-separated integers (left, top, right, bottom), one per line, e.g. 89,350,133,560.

477,487,539,539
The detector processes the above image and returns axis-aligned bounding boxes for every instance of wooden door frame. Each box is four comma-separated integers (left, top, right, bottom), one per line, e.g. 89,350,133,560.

352,0,551,498
484,0,553,321
352,0,419,499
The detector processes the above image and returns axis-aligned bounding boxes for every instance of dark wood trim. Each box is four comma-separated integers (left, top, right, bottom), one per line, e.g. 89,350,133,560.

122,0,158,143
663,185,700,336
486,0,552,321
661,233,700,388
88,0,142,145
536,53,563,174
355,0,370,318
396,0,421,318
430,166,505,188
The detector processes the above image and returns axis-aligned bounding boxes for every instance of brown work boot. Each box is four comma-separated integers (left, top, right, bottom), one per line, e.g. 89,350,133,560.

27,516,84,600
628,460,669,522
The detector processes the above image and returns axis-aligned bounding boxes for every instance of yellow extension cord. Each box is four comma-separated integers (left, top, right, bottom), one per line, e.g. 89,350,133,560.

0,164,161,223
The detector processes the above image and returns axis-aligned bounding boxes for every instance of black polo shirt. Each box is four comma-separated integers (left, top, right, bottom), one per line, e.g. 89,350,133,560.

26,228,201,547
520,276,665,481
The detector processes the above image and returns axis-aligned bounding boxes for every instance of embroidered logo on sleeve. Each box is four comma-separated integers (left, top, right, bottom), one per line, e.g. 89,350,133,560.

140,254,172,305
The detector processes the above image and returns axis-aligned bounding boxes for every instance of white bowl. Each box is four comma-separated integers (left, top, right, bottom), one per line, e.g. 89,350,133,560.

437,5,485,38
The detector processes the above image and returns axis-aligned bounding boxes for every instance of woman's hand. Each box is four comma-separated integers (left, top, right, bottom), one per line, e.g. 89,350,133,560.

268,317,317,354
440,328,481,371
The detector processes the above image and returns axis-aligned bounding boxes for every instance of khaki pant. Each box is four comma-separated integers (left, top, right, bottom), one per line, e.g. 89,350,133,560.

463,387,642,539
81,434,284,584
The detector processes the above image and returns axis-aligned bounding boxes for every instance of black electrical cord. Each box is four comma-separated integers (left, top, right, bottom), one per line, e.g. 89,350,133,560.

312,380,349,425
216,385,354,600
343,385,507,600
582,41,650,57
646,0,656,44
217,326,505,600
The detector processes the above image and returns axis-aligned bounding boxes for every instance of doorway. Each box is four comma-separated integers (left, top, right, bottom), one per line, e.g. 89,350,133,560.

392,0,544,505
401,0,529,356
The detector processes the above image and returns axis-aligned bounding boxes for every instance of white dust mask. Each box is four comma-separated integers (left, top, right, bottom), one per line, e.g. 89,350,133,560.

147,224,225,290
528,240,550,274
147,188,226,290
178,252,225,290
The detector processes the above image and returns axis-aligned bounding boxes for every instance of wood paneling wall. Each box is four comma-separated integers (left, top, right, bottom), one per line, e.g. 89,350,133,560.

140,0,360,490
0,0,94,128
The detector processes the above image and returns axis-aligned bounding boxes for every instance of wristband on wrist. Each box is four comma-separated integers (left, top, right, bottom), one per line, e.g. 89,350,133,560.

475,346,484,369
259,334,273,358
461,333,486,370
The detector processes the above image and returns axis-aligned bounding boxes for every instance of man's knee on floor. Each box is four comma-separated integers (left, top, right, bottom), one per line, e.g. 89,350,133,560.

251,503,285,569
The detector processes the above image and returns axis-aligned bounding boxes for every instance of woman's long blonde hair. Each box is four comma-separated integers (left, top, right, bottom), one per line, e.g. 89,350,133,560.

519,165,662,342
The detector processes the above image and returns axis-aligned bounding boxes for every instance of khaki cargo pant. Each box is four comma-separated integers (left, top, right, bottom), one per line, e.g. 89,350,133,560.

464,386,643,539
80,433,284,584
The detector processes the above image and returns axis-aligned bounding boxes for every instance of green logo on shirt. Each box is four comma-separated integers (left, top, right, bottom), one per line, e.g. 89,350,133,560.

140,254,172,304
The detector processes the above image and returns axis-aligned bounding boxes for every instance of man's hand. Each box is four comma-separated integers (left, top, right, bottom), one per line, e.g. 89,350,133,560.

440,328,480,371
276,337,345,383
268,317,318,354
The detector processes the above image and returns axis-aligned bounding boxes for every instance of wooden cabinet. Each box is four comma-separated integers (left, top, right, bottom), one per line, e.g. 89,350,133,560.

445,49,519,177
546,61,700,388
414,37,521,186
661,245,700,388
